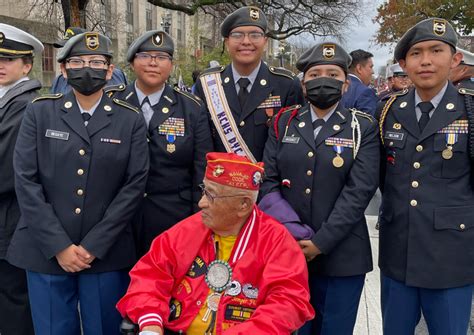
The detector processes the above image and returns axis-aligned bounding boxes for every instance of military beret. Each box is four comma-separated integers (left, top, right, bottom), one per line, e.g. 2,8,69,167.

127,30,174,63
57,32,113,62
394,18,457,61
0,23,43,58
53,27,86,48
220,6,267,37
296,42,351,73
458,47,474,66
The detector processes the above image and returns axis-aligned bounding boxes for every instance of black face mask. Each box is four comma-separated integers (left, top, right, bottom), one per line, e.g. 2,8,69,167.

66,68,108,96
305,77,344,109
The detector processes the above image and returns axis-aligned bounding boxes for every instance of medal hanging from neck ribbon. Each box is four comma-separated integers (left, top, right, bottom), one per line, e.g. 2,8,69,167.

203,240,232,334
332,145,345,168
442,133,457,160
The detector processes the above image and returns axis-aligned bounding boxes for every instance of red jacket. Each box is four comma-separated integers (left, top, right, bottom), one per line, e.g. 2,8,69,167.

117,206,314,334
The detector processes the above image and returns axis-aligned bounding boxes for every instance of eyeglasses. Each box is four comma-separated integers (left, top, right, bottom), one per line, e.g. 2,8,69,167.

228,31,265,42
199,184,243,204
135,53,173,63
66,58,109,69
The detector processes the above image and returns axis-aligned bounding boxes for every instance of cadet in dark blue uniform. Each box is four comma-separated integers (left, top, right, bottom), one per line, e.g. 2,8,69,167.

7,31,149,335
0,23,43,335
261,42,380,335
194,6,303,162
378,18,474,335
109,30,213,255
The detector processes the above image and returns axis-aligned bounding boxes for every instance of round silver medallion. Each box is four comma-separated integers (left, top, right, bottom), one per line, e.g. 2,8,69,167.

225,280,242,296
205,260,232,292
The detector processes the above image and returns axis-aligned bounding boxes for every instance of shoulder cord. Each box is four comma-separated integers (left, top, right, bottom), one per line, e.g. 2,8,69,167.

379,95,397,145
351,110,362,159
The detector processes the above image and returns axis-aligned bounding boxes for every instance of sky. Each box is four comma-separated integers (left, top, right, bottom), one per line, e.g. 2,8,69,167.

291,0,393,77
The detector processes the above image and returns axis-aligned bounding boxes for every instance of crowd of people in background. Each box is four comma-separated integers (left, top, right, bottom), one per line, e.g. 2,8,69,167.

0,5,474,335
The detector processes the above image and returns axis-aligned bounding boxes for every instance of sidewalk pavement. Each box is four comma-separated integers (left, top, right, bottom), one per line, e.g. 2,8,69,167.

354,215,474,335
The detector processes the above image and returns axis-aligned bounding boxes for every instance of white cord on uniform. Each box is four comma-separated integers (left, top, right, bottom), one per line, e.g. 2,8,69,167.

350,109,362,159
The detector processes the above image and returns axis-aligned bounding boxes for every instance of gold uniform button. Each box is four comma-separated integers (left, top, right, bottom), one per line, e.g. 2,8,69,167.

305,188,311,194
416,145,423,152
77,169,84,176
307,170,312,176
239,121,245,127
143,193,148,198
460,224,466,230
308,151,314,158
410,200,418,207
77,189,84,196
411,181,419,188
75,208,81,214
79,149,86,156
413,162,421,169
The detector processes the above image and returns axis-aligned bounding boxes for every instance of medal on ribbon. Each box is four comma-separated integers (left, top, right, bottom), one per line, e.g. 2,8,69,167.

442,133,458,160
166,133,176,153
332,145,344,168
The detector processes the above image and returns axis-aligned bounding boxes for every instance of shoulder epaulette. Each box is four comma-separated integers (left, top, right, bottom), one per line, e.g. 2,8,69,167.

350,108,375,123
104,84,126,97
173,87,201,106
199,66,225,76
32,93,62,103
459,88,474,96
269,66,295,80
112,98,139,113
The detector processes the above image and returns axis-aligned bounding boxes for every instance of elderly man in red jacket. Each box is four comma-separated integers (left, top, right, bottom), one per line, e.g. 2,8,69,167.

117,152,314,335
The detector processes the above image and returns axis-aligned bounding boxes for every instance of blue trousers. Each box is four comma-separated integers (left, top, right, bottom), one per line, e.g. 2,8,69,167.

381,274,473,335
26,270,129,335
299,274,365,335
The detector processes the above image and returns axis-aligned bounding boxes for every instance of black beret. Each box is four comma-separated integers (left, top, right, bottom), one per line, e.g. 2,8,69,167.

57,32,113,62
0,23,43,58
395,18,457,61
220,6,267,37
296,42,351,73
53,27,86,48
127,30,174,62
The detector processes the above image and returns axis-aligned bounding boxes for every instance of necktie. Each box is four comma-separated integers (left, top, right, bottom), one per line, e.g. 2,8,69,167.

141,97,154,128
418,101,433,132
312,119,325,130
237,78,250,108
82,112,91,126
312,119,325,139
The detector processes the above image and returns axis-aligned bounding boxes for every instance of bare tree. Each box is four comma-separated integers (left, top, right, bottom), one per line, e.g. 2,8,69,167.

146,0,363,40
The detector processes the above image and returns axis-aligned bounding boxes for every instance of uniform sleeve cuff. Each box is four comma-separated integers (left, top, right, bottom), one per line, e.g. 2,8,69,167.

138,313,163,330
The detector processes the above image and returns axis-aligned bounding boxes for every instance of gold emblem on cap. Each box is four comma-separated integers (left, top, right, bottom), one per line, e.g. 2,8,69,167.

104,105,112,111
322,44,336,59
260,79,267,86
64,101,73,109
333,124,341,131
433,19,446,36
0,32,4,44
400,101,407,108
298,122,305,128
152,32,163,47
85,33,99,50
249,7,259,21
64,28,75,39
162,107,169,114
446,103,454,110
393,123,402,130
213,165,225,177
224,77,230,84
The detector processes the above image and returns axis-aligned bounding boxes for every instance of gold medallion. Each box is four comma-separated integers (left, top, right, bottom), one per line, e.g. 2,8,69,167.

332,155,344,168
167,143,176,153
442,147,453,160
